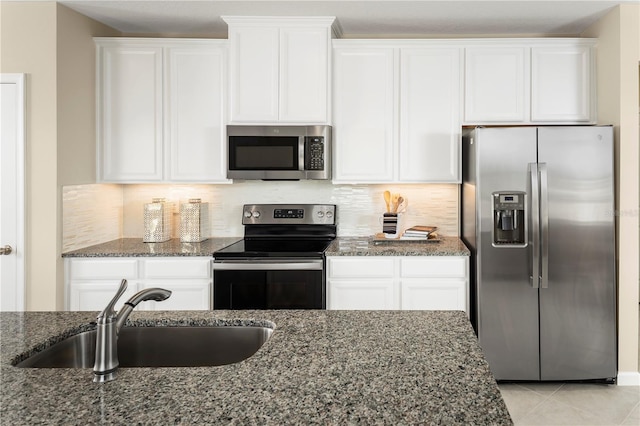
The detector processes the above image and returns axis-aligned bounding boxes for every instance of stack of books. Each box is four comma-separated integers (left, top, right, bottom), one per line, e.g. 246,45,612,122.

400,225,438,241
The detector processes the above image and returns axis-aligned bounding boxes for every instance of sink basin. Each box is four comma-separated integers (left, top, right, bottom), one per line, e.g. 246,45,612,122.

14,326,273,368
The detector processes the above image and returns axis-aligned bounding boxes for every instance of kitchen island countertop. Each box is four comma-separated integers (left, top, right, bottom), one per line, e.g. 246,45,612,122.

1,310,511,425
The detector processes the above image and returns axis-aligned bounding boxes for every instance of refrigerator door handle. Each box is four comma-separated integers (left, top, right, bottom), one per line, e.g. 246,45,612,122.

529,163,540,289
539,163,549,288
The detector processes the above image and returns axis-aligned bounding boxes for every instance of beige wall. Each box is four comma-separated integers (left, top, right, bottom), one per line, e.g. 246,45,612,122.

583,3,640,380
1,2,59,310
0,2,119,310
55,5,120,309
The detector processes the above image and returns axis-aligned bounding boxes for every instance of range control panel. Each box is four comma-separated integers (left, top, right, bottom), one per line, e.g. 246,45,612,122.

242,204,336,225
274,209,304,219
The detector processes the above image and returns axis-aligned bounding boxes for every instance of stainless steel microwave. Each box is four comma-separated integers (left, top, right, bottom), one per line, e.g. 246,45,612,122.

227,125,331,180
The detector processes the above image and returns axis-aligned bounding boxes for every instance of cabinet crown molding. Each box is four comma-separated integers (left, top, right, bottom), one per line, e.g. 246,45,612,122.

222,16,341,37
333,37,597,48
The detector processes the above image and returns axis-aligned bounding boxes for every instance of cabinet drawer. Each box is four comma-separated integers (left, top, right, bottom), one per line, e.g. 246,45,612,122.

69,259,138,280
400,257,466,278
143,257,211,279
328,257,395,278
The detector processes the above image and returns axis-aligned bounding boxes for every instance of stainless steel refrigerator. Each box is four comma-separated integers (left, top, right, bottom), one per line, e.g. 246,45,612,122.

461,126,617,382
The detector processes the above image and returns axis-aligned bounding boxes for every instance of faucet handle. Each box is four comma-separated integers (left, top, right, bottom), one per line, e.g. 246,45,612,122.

97,279,128,323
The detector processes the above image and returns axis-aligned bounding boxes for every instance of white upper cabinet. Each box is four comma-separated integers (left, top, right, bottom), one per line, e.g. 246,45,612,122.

531,44,594,122
227,25,280,122
464,46,529,123
96,38,229,183
332,41,462,183
400,48,462,182
464,39,595,124
166,45,228,182
279,27,330,123
333,47,396,182
98,43,164,181
224,17,335,124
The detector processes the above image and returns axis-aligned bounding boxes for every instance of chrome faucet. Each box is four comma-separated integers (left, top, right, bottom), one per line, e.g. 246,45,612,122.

93,279,171,383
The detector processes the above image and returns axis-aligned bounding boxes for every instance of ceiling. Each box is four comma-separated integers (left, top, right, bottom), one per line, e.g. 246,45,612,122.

56,0,634,37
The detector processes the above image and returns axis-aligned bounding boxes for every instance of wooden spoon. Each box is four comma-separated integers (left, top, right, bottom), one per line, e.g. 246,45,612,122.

383,190,391,212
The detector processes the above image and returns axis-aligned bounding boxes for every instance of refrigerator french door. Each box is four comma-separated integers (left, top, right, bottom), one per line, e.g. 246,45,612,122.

462,126,616,382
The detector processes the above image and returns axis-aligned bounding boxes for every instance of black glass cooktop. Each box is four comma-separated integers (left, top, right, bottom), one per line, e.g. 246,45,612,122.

214,238,333,258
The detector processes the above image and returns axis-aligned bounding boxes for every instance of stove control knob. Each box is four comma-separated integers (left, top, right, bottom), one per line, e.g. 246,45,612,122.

326,211,333,218
244,210,252,218
252,211,261,218
317,211,325,218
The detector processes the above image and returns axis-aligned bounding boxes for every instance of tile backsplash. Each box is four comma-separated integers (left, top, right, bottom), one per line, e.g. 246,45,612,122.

62,184,123,252
62,182,460,251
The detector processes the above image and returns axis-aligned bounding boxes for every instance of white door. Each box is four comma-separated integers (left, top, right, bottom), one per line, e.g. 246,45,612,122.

0,74,26,311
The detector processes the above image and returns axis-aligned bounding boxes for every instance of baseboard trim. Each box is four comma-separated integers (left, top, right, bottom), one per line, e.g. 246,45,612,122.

617,371,640,386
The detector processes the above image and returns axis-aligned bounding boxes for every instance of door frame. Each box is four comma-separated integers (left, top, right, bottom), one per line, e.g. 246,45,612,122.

1,73,26,311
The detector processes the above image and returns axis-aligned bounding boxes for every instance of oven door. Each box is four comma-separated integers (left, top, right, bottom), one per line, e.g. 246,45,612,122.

213,259,325,309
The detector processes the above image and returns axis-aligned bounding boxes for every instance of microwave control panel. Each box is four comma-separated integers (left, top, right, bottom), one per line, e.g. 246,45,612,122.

304,137,325,170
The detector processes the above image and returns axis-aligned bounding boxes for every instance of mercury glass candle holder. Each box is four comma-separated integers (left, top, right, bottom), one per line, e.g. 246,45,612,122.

180,199,210,242
143,198,173,242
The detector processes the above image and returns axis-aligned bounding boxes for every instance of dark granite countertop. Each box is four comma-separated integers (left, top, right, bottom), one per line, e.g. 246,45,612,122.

63,237,470,258
1,310,511,425
326,236,470,256
62,237,241,257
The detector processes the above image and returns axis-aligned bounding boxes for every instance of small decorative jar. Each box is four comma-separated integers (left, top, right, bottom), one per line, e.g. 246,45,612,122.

180,199,210,242
143,198,173,243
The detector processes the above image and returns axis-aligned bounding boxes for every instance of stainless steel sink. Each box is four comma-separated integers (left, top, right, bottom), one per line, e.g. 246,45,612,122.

14,326,273,368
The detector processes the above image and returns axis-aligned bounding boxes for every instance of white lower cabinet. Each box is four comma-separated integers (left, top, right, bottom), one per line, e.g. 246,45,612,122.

66,257,212,311
327,256,468,313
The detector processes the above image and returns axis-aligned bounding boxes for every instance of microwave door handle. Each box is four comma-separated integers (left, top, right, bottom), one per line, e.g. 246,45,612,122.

299,136,306,171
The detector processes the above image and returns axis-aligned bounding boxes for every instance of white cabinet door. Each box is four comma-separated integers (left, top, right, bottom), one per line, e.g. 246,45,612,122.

327,256,397,310
464,46,529,123
328,280,397,310
69,280,141,312
142,257,211,310
140,280,210,310
228,26,280,122
97,39,229,183
98,44,163,181
144,257,211,279
327,255,469,312
333,48,396,182
279,27,329,123
400,279,466,311
66,257,213,311
400,48,462,182
531,45,593,122
166,45,229,182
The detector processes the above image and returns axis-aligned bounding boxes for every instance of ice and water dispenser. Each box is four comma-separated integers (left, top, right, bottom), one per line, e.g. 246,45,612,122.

492,192,526,246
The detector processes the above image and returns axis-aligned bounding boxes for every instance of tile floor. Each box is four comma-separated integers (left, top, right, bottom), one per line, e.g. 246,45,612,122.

498,382,640,425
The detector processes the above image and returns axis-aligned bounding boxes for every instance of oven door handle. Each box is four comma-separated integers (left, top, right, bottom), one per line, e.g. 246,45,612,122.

213,260,324,271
